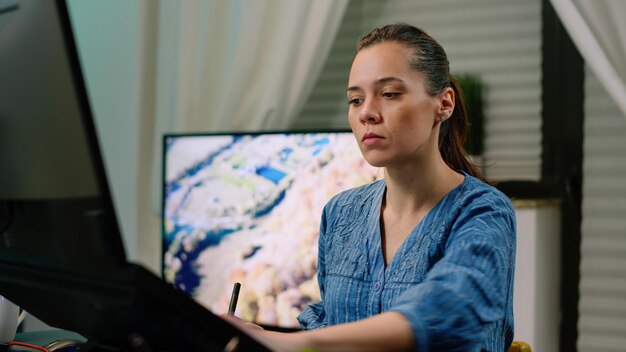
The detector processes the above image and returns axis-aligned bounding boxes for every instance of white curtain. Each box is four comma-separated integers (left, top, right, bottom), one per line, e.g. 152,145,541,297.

154,0,348,133
550,0,626,117
148,0,348,213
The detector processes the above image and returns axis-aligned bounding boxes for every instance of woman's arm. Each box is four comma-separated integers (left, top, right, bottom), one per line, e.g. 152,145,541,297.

232,311,414,352
388,190,517,351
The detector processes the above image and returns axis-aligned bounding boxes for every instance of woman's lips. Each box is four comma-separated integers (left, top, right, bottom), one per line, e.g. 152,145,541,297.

362,132,384,146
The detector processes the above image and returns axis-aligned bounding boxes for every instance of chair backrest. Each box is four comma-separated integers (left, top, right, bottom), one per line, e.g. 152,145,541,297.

509,341,532,352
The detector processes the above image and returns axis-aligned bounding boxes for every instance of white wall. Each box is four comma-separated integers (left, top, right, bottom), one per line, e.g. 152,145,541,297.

513,202,561,351
66,0,145,264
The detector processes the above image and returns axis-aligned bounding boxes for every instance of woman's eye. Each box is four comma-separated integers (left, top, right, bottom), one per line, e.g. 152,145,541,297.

382,92,400,98
348,98,363,106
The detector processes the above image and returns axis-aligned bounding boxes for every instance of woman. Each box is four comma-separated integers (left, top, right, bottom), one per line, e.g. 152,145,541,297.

227,23,516,352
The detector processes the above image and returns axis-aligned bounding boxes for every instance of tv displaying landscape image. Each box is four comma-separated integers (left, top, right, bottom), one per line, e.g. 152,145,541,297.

162,131,380,328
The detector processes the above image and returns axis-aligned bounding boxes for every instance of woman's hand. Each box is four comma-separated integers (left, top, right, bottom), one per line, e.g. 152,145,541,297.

220,314,310,352
220,314,265,331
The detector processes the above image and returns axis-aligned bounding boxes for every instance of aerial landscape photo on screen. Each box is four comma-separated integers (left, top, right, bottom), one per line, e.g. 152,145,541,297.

162,132,380,327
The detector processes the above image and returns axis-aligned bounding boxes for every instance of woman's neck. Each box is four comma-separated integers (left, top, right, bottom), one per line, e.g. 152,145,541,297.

382,157,464,216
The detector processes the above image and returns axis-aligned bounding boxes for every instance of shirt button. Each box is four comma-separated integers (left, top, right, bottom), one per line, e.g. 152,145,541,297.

374,281,381,291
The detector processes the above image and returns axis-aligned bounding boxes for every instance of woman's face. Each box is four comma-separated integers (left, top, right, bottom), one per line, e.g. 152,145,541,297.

347,41,447,169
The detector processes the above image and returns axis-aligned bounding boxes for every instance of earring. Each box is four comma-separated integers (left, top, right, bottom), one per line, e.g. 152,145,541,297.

440,114,448,122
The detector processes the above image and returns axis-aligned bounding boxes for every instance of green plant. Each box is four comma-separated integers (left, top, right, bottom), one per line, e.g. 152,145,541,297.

456,73,485,156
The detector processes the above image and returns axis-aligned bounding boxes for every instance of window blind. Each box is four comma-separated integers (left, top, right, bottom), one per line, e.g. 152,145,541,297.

293,0,542,181
578,67,626,351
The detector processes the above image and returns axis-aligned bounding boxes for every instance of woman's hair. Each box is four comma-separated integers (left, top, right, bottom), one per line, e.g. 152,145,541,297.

356,23,487,182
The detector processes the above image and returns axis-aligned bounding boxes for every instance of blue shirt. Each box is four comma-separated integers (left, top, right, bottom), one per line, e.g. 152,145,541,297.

298,175,516,351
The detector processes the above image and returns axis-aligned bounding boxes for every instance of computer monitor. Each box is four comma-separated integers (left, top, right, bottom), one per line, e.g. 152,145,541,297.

0,1,265,350
162,132,381,329
0,0,125,269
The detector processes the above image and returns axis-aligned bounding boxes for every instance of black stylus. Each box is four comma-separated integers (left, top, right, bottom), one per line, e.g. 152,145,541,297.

227,282,241,316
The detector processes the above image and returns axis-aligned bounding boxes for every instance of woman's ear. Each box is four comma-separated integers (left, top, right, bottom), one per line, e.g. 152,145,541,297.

438,87,455,118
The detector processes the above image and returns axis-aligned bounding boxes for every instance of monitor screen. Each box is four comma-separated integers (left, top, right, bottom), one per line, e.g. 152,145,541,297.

162,131,381,328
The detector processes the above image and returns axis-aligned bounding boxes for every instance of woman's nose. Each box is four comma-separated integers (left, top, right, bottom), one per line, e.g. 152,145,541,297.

358,98,382,124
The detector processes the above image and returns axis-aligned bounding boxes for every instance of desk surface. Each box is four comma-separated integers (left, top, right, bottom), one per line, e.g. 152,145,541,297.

15,330,86,347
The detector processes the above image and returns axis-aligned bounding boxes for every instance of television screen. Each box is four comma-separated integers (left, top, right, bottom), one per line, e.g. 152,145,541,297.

162,131,380,328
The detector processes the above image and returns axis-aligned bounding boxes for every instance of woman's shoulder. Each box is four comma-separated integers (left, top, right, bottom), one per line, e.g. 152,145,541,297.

326,179,385,207
447,175,517,248
457,175,514,212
